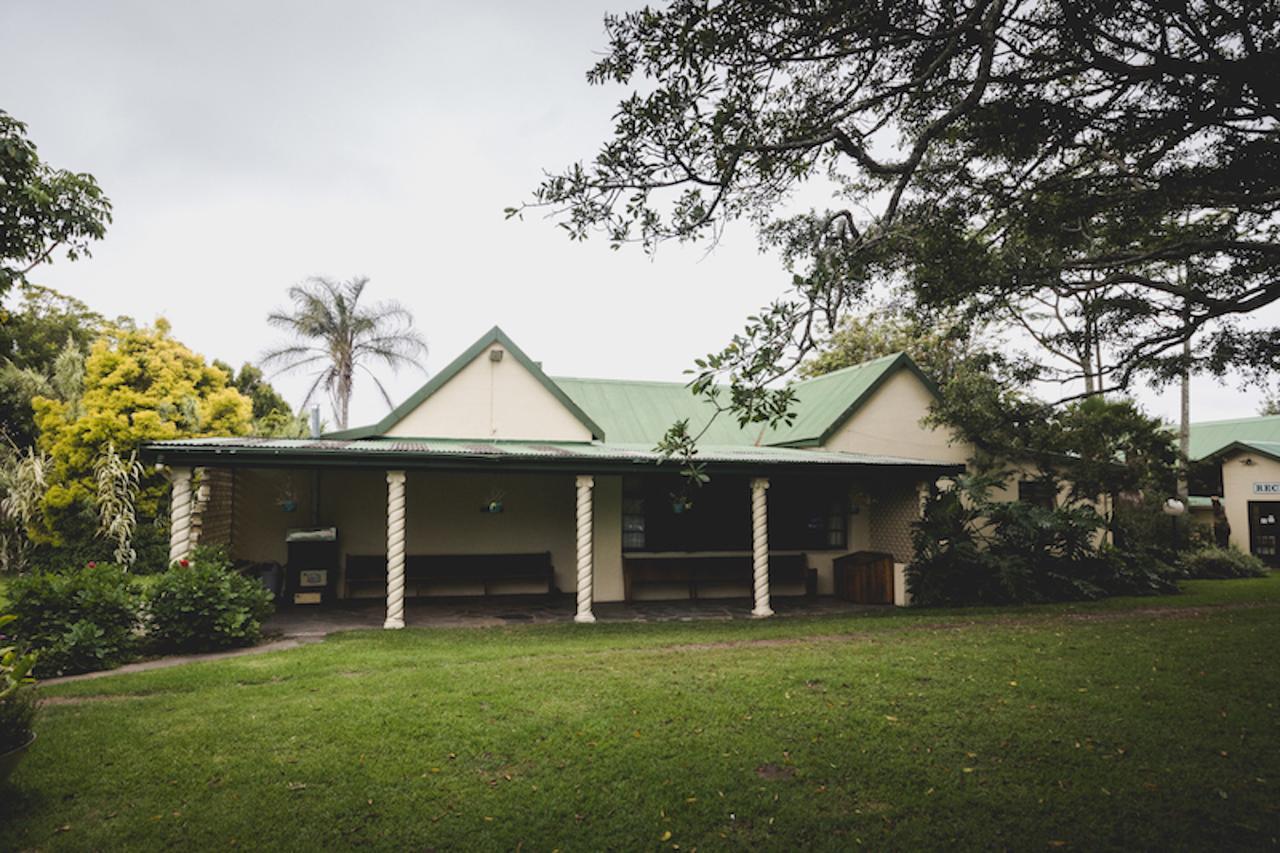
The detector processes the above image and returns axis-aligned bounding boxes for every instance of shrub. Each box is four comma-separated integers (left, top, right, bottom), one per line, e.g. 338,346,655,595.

1,613,39,753
0,687,37,754
1178,546,1269,580
145,547,274,652
907,472,1180,607
7,563,142,677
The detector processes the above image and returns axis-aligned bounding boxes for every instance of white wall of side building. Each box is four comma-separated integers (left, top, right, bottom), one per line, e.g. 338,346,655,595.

1220,450,1280,559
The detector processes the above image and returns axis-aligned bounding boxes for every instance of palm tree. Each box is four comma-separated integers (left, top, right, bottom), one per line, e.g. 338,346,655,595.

262,276,428,430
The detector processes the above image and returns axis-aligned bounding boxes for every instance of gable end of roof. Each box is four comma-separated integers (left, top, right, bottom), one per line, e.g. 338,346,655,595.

323,326,606,441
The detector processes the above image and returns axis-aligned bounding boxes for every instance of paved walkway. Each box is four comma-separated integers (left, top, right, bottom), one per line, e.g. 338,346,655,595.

41,596,884,685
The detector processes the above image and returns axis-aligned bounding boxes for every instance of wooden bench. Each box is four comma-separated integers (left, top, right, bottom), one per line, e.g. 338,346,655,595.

622,554,815,602
345,552,558,597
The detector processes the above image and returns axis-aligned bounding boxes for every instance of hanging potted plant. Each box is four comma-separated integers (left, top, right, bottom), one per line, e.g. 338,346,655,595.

0,614,38,784
670,493,694,514
276,477,298,513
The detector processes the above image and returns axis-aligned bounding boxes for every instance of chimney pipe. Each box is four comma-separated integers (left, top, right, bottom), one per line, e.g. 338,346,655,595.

309,405,321,438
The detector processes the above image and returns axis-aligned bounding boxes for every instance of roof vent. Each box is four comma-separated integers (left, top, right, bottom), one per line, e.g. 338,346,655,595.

489,348,504,362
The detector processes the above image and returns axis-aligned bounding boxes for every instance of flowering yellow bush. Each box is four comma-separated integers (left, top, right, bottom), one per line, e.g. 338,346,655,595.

30,319,252,541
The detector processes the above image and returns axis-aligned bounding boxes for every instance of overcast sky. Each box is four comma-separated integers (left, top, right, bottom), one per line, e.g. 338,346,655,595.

2,1,1270,429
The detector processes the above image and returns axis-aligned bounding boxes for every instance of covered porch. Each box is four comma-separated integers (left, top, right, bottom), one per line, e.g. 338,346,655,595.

145,437,962,627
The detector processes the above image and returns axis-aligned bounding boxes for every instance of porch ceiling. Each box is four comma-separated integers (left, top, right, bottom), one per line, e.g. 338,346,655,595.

142,436,964,476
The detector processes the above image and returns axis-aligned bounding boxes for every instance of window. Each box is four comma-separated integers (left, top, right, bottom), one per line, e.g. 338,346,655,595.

622,483,646,551
767,478,848,551
1018,479,1057,510
620,475,848,552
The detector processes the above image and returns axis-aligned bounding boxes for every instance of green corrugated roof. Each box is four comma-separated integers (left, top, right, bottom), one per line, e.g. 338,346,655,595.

765,353,933,446
554,352,925,448
1188,415,1280,460
550,377,760,445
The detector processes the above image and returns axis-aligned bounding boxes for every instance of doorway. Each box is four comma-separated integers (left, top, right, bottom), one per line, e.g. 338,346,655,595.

1248,501,1280,567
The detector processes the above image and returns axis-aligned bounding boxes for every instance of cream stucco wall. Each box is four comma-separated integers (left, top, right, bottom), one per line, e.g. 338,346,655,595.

820,369,971,464
385,346,593,441
1220,450,1280,559
229,467,630,601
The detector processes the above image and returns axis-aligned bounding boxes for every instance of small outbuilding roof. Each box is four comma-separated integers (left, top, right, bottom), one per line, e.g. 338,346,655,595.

1206,439,1280,464
1189,415,1280,461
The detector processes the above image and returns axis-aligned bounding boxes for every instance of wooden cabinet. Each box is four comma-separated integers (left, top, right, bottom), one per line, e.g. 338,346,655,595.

833,551,895,604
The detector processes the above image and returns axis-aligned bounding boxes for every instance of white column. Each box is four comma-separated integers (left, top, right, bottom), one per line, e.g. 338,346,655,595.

574,474,596,623
168,466,193,566
384,470,407,629
750,477,773,618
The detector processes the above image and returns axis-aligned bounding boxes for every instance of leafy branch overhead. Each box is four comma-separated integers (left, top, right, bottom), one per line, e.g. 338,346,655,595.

520,0,1278,406
0,111,112,295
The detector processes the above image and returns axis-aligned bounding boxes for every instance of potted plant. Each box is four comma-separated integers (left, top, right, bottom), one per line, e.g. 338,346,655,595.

0,614,38,784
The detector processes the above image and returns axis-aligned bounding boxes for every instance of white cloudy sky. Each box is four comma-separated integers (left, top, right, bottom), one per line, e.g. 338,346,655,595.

1,1,1270,428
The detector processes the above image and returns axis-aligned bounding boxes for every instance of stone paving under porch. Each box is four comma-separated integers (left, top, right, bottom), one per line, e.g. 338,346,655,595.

265,594,887,637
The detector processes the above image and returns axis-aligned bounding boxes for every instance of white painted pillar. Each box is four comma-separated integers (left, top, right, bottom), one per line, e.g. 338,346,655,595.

574,474,596,623
385,470,407,629
168,466,193,566
750,477,773,618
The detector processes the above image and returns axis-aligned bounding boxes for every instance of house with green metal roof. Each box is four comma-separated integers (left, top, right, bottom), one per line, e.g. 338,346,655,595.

147,326,986,627
1187,415,1280,566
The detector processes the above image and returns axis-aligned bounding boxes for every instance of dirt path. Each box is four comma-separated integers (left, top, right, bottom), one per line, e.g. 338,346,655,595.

39,636,323,686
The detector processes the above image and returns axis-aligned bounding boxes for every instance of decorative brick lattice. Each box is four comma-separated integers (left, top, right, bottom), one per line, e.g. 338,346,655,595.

195,468,235,549
869,482,922,563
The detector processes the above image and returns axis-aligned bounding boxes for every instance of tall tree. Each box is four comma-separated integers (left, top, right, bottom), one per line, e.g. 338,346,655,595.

521,0,1279,431
262,277,428,430
801,303,991,389
0,112,112,296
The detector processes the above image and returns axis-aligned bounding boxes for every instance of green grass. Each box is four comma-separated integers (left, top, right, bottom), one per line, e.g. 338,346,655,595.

3,576,1279,851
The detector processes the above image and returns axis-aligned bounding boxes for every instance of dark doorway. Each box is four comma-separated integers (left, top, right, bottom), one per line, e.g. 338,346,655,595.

1248,501,1280,566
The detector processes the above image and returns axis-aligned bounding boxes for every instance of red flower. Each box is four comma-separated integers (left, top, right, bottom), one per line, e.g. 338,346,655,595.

87,561,97,568
179,559,190,568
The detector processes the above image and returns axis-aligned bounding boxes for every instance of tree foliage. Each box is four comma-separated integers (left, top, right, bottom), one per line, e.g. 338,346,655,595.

800,304,991,387
30,320,252,540
523,0,1279,423
262,276,428,430
212,359,309,436
0,111,112,296
0,285,111,445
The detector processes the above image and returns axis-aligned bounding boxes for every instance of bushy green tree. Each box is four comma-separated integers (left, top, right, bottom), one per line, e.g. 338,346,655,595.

0,285,111,445
800,304,991,389
212,360,309,437
1,112,112,296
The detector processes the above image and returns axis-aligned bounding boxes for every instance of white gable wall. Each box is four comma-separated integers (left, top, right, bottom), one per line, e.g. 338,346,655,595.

820,369,971,464
385,345,593,441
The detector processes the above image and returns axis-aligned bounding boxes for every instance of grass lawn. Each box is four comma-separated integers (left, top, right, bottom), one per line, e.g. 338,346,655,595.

3,577,1279,851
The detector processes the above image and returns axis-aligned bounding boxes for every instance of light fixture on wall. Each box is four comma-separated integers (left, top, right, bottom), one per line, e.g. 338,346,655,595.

481,488,506,514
